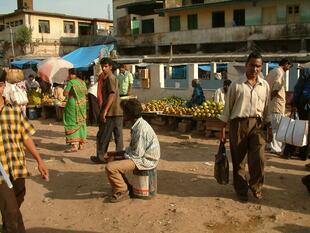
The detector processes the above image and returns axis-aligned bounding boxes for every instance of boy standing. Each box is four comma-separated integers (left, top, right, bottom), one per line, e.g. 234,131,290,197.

0,68,49,233
90,58,123,163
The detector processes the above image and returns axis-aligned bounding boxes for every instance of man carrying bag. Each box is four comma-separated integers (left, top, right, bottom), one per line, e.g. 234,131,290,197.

214,142,229,185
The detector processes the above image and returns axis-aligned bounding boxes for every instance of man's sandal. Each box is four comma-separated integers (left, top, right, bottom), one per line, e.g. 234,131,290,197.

109,191,130,203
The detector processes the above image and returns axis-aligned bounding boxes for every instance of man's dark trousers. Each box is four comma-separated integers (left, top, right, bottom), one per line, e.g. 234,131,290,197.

229,118,266,196
96,116,123,159
0,178,26,233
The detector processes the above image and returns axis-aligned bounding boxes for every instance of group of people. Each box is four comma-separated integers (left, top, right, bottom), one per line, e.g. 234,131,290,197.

1,52,310,232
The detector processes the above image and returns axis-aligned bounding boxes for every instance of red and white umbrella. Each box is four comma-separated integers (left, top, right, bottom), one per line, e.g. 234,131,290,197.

37,57,73,84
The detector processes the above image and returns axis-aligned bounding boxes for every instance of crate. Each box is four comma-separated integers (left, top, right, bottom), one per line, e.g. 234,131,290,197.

205,118,225,131
141,79,150,89
205,118,229,138
139,68,149,80
55,106,64,121
178,119,192,133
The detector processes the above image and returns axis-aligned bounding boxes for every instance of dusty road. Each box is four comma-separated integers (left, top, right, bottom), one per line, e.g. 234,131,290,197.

1,118,309,233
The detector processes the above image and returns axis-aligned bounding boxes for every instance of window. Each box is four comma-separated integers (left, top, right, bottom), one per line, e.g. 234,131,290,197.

131,18,140,36
64,21,75,33
212,11,225,28
170,16,180,32
233,9,245,26
287,5,300,23
78,22,91,35
288,5,299,15
188,14,198,30
142,19,154,34
39,20,50,33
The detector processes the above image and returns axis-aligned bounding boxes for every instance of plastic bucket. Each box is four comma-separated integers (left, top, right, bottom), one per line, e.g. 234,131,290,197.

27,108,38,120
132,169,157,199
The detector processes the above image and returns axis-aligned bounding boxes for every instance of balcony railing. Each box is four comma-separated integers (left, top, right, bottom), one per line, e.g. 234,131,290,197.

116,23,310,47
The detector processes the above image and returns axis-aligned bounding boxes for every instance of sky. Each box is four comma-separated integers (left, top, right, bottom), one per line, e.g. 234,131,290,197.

0,0,113,19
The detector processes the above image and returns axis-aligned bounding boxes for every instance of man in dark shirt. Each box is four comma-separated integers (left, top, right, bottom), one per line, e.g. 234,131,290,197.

90,58,123,163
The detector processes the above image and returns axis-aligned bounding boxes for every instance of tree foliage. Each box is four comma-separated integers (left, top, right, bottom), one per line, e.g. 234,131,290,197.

16,25,32,53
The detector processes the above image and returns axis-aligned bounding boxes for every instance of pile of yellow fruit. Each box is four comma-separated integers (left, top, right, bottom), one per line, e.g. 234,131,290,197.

27,91,42,105
143,96,225,119
143,100,167,112
42,94,55,105
191,100,224,118
162,106,192,116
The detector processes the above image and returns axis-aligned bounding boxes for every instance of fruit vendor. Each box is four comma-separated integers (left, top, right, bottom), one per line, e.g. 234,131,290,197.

186,79,205,107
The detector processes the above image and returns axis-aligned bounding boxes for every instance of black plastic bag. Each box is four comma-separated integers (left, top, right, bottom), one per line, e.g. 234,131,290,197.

214,142,229,185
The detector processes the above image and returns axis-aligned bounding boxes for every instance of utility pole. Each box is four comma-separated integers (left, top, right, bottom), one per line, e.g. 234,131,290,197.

9,26,15,58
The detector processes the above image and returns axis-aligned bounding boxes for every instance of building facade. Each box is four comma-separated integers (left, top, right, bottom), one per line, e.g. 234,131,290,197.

0,0,113,59
113,0,310,56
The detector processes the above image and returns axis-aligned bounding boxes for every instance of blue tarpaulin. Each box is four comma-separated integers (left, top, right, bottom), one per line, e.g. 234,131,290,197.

62,44,114,71
268,63,278,70
11,59,41,69
198,64,211,72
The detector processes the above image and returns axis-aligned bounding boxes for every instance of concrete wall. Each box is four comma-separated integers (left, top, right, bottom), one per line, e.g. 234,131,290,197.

0,12,112,57
117,23,310,47
115,0,310,48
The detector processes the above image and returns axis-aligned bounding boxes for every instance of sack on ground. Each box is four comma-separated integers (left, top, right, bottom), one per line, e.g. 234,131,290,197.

276,115,308,147
214,142,229,185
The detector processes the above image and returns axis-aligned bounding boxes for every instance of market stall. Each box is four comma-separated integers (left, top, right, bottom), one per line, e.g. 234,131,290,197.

141,96,225,134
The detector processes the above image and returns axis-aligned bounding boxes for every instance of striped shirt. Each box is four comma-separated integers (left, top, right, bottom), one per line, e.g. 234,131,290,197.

0,105,35,184
125,117,160,170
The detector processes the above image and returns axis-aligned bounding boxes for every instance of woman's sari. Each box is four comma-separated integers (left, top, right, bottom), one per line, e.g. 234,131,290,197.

64,78,87,144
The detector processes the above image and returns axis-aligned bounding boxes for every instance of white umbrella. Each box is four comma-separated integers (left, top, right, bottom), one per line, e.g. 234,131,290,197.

37,57,73,84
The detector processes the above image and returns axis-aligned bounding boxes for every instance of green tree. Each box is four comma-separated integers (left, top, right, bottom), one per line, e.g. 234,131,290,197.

16,25,32,54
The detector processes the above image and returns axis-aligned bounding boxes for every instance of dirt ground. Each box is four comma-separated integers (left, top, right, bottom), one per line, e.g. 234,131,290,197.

1,118,310,233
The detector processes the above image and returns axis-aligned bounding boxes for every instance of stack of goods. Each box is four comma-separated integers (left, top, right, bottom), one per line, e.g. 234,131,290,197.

27,90,42,106
143,96,224,119
191,100,224,119
143,96,191,116
41,94,56,106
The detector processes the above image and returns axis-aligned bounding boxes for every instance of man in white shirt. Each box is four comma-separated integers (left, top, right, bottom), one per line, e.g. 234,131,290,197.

220,52,272,202
265,58,291,154
25,74,39,91
214,79,232,104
